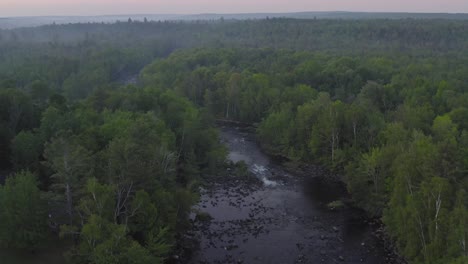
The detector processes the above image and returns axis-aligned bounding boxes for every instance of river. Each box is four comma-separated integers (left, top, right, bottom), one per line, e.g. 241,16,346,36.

187,126,399,264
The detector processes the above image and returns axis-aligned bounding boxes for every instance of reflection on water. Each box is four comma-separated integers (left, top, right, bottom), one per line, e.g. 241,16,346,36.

302,177,346,205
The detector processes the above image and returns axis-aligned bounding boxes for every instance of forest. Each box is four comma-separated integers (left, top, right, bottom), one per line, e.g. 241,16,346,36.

0,18,467,264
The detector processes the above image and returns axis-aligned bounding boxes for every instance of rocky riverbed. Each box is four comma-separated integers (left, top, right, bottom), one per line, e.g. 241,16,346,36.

184,126,404,264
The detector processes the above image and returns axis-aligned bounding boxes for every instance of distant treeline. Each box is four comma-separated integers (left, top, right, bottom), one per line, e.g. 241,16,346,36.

1,18,467,53
1,12,468,29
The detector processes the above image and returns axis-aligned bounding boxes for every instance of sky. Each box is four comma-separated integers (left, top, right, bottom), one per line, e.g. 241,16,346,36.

1,0,467,17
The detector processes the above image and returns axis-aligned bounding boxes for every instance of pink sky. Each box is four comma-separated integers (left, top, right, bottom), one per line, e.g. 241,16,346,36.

1,0,467,17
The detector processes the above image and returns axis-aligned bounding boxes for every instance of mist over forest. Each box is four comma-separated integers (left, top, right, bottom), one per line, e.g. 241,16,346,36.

1,11,468,29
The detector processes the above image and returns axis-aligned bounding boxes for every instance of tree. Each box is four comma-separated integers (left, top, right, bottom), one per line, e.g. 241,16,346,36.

43,135,92,226
70,178,172,264
257,104,294,156
309,96,345,165
29,80,51,104
0,89,35,134
77,178,116,222
225,73,242,119
0,89,36,166
345,101,367,148
447,190,468,259
39,106,71,140
75,214,165,264
384,132,443,262
11,130,42,170
0,171,47,249
432,115,460,179
346,148,386,216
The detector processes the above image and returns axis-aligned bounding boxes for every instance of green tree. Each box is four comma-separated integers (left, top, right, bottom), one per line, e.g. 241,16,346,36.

384,132,443,262
257,104,294,156
11,130,42,170
432,115,460,179
44,135,92,226
346,148,387,216
309,96,345,165
447,190,468,259
70,178,172,264
0,171,47,249
29,80,51,104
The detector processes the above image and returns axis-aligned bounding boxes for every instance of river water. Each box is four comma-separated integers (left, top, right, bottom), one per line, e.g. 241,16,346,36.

188,126,394,264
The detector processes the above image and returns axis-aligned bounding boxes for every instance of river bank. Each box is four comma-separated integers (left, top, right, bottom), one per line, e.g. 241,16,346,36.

182,126,405,264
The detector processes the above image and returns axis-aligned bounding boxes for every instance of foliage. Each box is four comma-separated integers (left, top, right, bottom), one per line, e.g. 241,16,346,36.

0,17,467,264
0,171,48,249
140,48,468,263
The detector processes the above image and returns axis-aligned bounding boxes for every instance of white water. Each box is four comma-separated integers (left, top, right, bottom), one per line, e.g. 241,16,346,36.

251,164,279,187
222,128,280,187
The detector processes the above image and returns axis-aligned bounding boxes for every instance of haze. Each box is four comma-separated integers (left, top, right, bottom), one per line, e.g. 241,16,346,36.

1,0,467,17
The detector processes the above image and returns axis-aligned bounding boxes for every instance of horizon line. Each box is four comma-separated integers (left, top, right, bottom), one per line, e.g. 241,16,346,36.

2,10,468,19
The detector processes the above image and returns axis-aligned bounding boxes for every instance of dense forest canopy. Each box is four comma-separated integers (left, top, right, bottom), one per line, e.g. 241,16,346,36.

0,17,467,264
140,47,468,262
